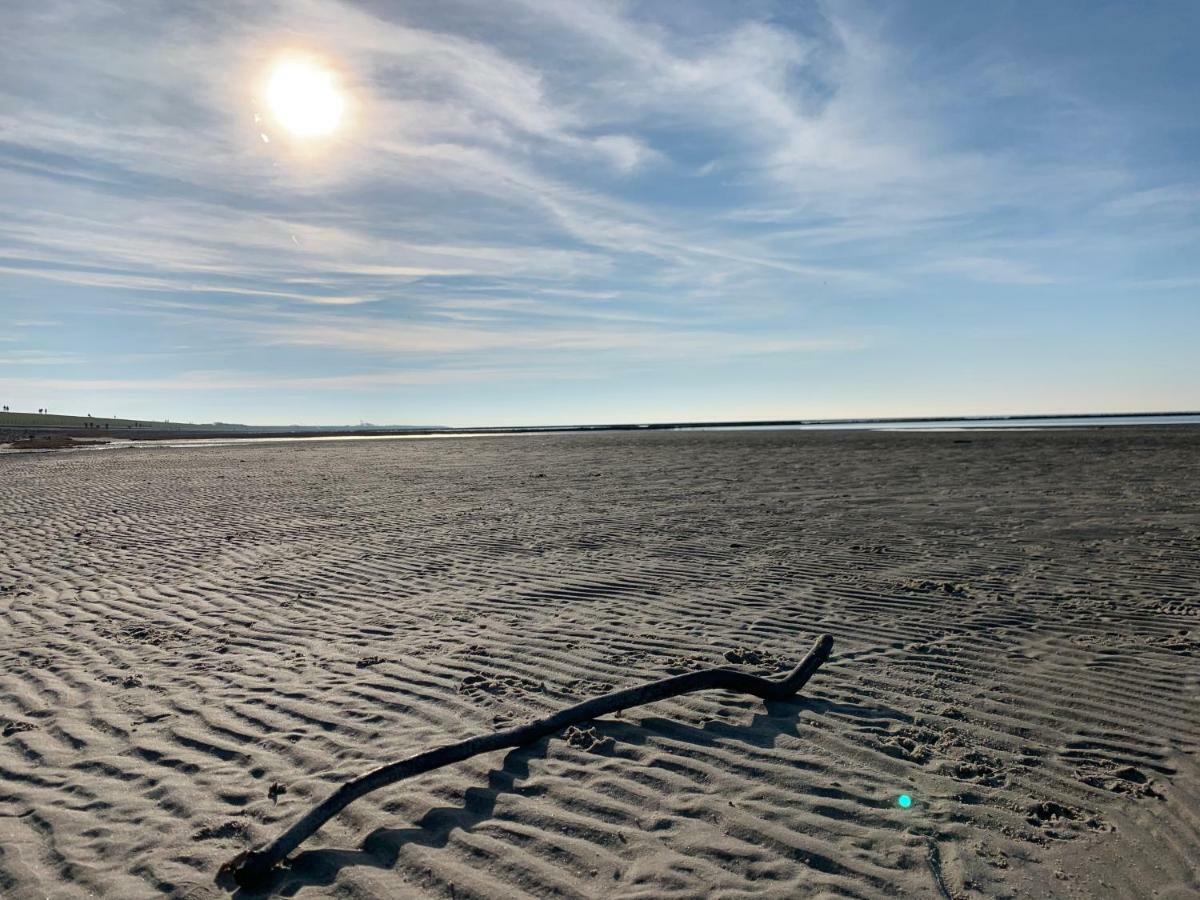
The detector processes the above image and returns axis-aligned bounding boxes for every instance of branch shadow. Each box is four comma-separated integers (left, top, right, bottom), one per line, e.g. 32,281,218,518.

228,694,900,898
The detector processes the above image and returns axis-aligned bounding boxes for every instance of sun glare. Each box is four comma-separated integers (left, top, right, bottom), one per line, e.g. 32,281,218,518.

265,57,345,138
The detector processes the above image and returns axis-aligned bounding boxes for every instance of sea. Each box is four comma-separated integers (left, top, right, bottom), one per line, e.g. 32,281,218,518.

5,412,1200,454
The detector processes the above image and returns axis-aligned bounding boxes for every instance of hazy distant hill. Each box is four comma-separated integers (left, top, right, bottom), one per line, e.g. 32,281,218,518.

0,410,226,431
240,423,448,432
0,411,445,434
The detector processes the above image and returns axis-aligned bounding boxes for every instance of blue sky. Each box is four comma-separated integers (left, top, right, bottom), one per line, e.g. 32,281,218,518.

1,0,1197,426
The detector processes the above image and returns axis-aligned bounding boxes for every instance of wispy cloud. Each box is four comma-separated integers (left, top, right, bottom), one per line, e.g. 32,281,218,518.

251,315,863,358
0,350,82,366
0,366,564,392
1,0,1196,421
914,256,1062,286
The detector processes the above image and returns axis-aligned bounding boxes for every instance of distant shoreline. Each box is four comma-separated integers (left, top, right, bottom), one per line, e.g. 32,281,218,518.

4,422,1199,897
3,410,1199,446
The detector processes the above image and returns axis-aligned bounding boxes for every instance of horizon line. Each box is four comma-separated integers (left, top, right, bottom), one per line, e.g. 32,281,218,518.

4,408,1199,439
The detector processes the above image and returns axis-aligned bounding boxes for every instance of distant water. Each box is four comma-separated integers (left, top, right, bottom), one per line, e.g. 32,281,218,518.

4,413,1198,454
695,414,1200,432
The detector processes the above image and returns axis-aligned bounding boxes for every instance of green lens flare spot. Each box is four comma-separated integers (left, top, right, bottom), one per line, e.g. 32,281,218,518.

897,794,913,809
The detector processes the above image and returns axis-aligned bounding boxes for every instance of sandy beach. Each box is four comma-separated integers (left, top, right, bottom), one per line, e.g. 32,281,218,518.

1,427,1197,898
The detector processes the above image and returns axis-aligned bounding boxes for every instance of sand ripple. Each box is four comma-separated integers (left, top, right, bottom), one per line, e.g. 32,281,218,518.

1,429,1198,898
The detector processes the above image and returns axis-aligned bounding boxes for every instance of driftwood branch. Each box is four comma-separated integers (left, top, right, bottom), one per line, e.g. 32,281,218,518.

222,633,834,888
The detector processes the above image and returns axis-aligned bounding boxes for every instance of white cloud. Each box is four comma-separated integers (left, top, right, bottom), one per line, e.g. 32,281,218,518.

1,0,1194,424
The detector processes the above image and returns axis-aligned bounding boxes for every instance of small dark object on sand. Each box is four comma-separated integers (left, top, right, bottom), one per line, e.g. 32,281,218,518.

220,633,834,888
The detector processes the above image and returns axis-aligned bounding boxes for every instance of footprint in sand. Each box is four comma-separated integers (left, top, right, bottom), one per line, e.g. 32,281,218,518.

1060,730,1174,800
563,677,614,697
563,725,615,753
192,820,251,842
1,717,35,738
875,723,1009,787
1024,800,1110,840
722,646,787,672
457,672,545,702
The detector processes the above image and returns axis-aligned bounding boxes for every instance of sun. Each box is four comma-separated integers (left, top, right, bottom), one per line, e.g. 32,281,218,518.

265,57,345,138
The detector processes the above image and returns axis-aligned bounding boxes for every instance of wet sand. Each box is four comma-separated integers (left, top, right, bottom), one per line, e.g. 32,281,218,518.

1,428,1198,898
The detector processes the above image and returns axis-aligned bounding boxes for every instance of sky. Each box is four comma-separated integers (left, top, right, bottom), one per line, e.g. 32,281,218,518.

1,0,1198,426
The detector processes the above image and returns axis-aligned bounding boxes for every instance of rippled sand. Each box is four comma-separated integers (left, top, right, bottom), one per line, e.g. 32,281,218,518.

1,428,1198,898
